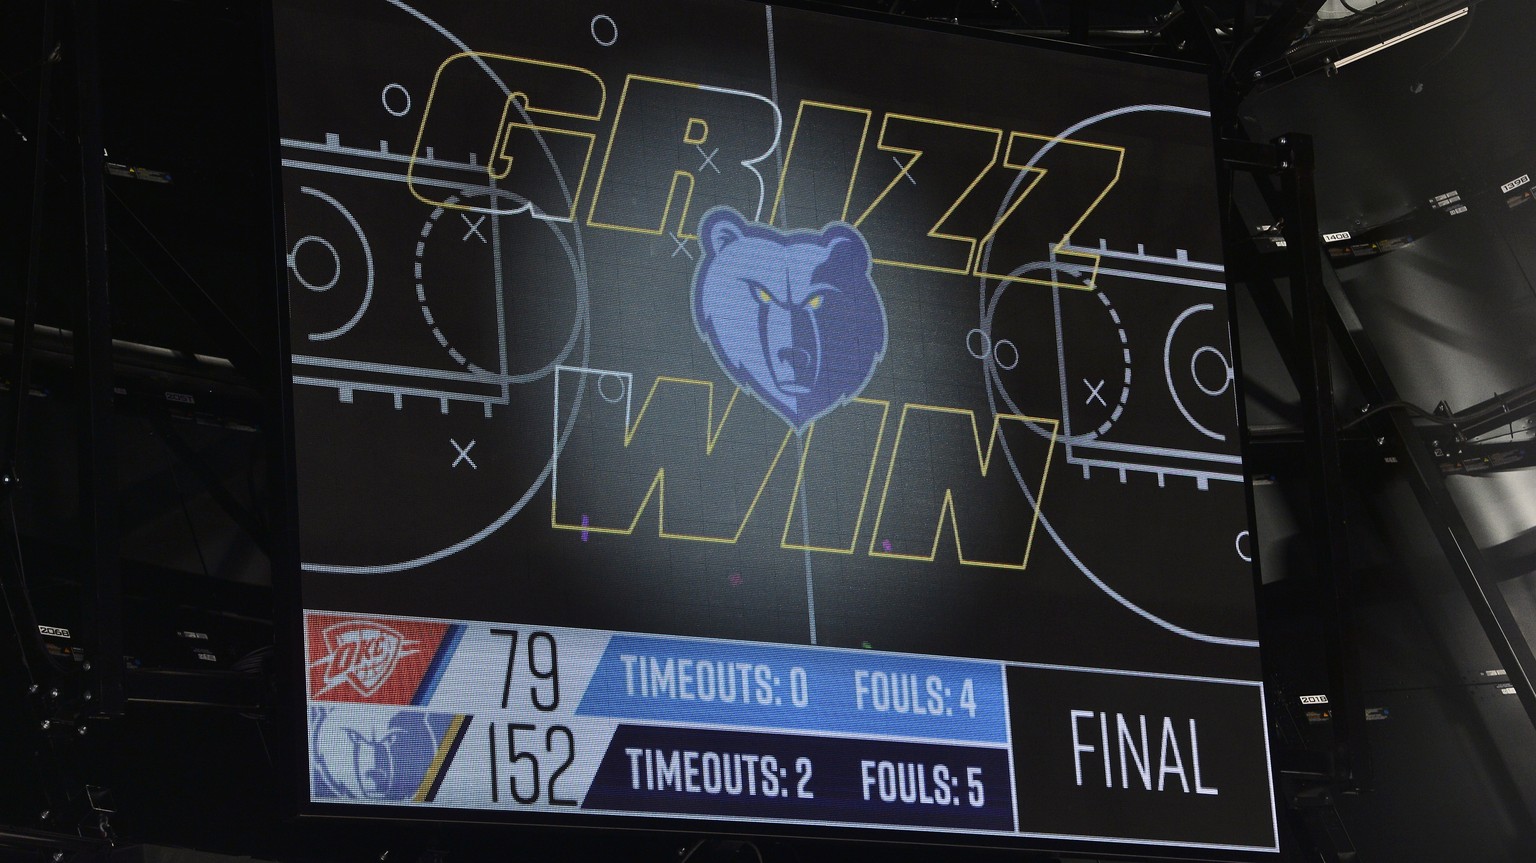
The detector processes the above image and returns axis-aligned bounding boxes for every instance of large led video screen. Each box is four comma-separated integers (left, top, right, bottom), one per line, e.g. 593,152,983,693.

275,0,1277,856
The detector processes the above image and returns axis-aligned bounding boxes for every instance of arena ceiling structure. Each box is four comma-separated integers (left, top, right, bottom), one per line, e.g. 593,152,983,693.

0,1,1533,862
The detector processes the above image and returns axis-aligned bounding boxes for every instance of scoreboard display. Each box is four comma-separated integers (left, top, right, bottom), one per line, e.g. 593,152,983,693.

274,0,1278,856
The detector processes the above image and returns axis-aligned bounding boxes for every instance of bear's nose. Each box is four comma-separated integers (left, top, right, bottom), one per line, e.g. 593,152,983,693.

778,347,813,372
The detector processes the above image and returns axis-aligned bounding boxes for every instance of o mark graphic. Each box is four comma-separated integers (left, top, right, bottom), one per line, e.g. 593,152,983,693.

598,373,626,403
966,328,990,360
965,328,1018,370
381,83,412,117
591,15,618,46
1235,530,1252,562
993,339,1020,371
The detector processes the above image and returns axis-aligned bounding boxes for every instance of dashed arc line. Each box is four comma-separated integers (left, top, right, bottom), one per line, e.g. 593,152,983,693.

1094,289,1131,437
416,196,493,377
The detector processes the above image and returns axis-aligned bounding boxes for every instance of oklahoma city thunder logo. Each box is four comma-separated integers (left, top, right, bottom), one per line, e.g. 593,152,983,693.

311,620,420,698
691,207,888,434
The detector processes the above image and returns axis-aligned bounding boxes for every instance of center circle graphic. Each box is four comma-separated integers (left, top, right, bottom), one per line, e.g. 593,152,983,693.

290,236,341,292
1191,345,1232,397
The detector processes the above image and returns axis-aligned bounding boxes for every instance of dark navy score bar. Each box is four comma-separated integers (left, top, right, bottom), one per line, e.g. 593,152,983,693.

583,724,1014,831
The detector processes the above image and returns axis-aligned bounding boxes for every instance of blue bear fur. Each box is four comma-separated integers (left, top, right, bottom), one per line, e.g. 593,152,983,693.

691,206,887,434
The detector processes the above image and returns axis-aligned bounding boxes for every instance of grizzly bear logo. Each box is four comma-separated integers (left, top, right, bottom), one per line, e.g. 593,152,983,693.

691,207,887,434
310,706,442,801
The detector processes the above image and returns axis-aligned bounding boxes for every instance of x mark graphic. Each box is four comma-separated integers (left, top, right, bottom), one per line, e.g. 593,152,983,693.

450,438,477,469
461,213,487,243
1084,378,1107,407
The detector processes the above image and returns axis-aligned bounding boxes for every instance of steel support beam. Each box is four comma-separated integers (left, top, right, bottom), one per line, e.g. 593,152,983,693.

1175,0,1233,67
146,407,270,557
1222,208,1301,396
0,66,266,386
1069,0,1090,40
70,0,123,717
105,195,267,382
1230,0,1327,86
0,0,62,686
4,0,55,483
1320,266,1536,731
1442,381,1536,442
1274,133,1369,791
1224,134,1370,792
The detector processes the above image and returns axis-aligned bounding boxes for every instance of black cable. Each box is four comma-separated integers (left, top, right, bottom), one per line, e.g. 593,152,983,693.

1300,0,1455,44
3,497,74,679
168,459,213,580
1318,0,1434,31
996,0,1032,27
1290,0,1478,55
229,644,271,674
1333,0,1412,21
0,110,26,143
1338,399,1461,430
1230,0,1424,80
0,36,60,97
0,507,37,685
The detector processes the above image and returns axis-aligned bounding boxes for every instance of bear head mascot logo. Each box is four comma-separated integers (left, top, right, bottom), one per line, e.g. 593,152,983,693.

691,206,887,434
310,705,442,801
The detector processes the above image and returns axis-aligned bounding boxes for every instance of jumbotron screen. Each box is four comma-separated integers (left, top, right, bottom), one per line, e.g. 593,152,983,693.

275,0,1277,855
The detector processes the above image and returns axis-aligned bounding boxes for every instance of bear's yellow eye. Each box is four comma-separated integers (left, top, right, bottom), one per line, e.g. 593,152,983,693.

756,287,773,304
806,295,823,310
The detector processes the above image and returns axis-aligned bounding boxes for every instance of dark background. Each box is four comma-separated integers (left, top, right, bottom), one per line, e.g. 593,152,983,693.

1,1,1535,862
284,0,1259,678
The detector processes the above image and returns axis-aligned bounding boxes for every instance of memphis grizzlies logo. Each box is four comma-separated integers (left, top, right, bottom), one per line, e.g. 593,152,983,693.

692,207,887,434
310,705,456,802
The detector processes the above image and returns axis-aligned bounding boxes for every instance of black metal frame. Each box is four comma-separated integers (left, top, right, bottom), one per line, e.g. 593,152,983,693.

1223,128,1536,861
69,0,123,721
4,0,1533,859
1225,135,1536,734
0,0,121,842
0,0,289,847
1222,132,1367,863
1320,272,1536,728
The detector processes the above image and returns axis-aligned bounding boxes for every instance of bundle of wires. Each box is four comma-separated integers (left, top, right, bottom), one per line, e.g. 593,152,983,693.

1283,0,1484,70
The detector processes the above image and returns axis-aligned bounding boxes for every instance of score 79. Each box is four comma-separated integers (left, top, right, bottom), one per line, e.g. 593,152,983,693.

490,628,560,712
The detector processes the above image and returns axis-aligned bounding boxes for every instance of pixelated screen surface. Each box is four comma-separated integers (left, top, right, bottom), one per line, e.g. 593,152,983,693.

277,0,1276,854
